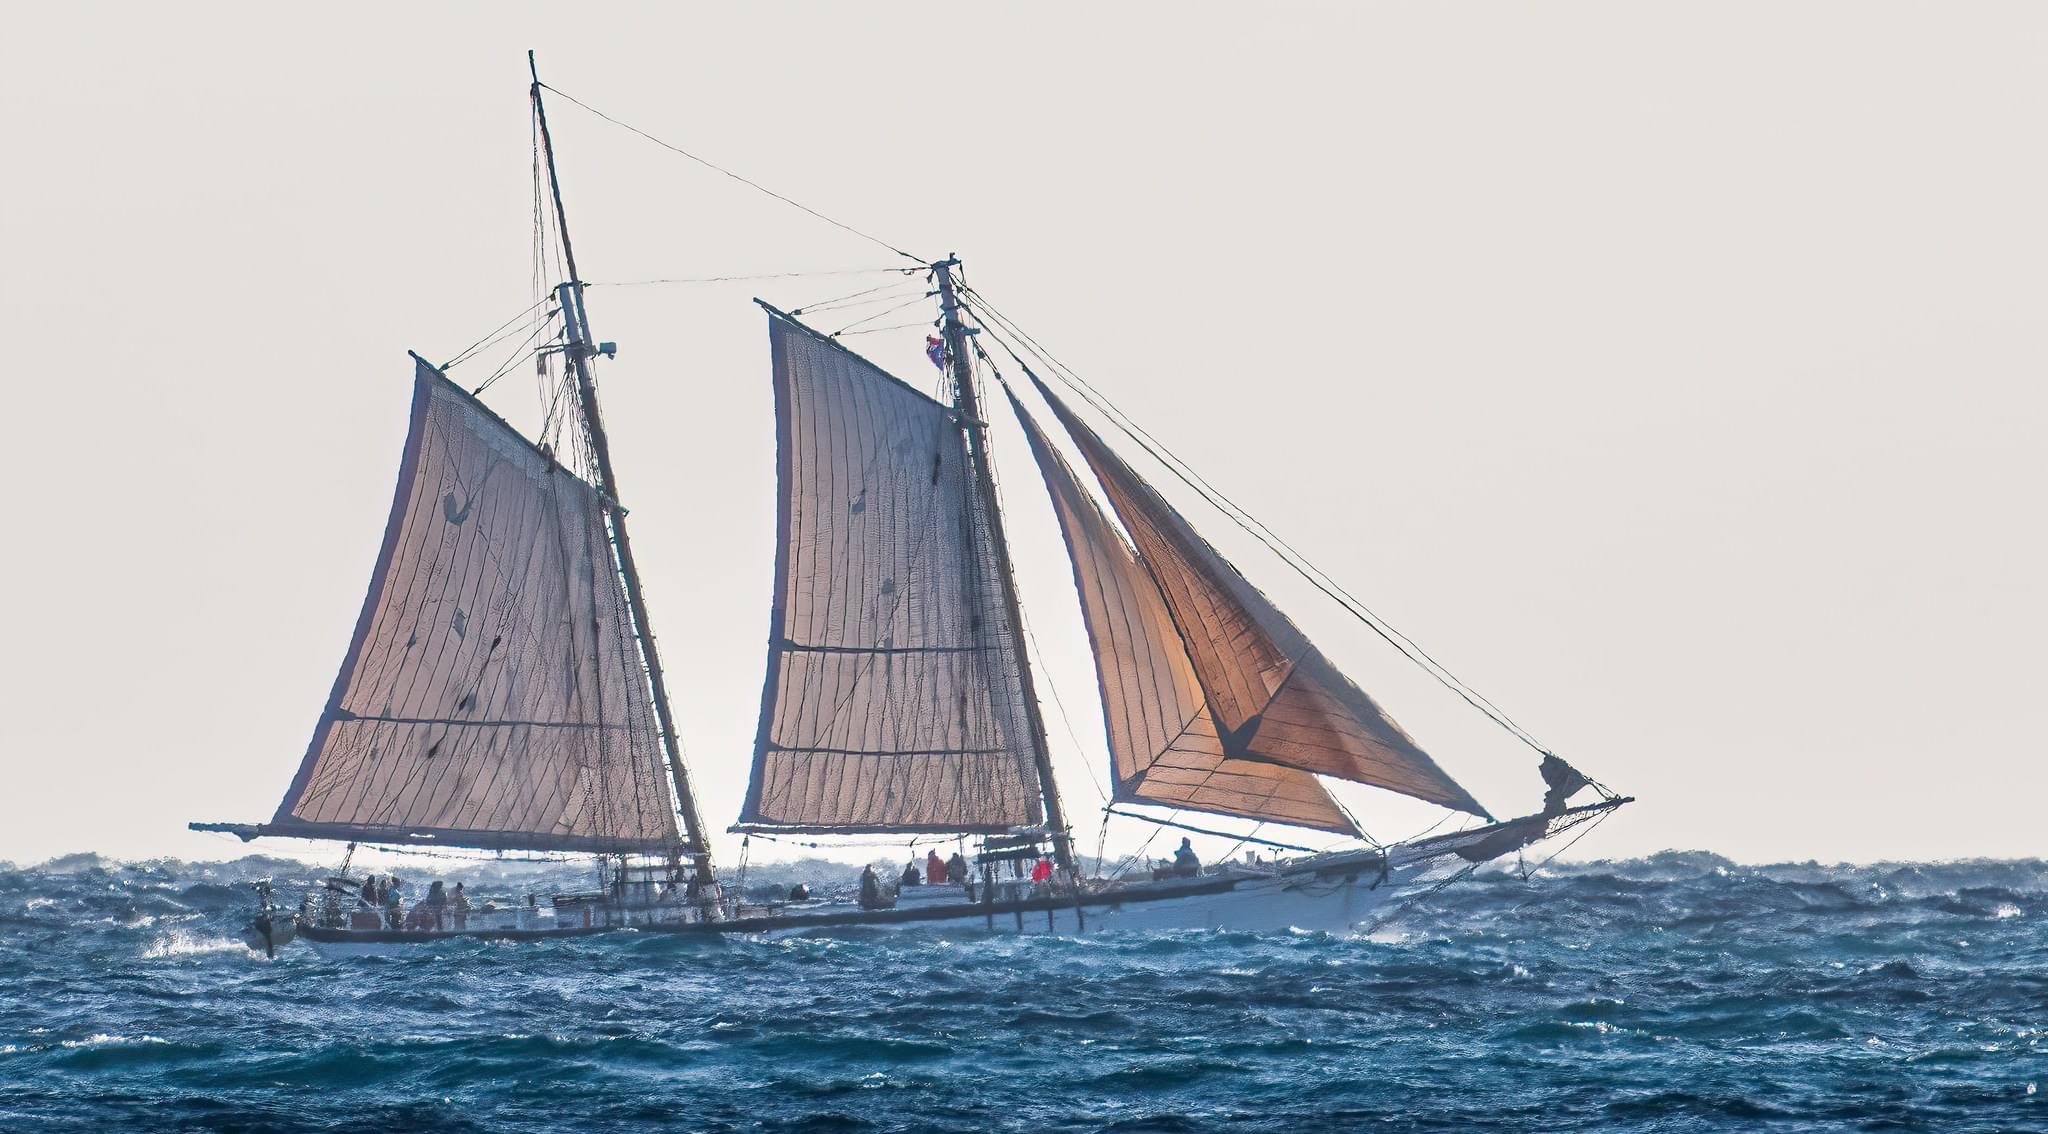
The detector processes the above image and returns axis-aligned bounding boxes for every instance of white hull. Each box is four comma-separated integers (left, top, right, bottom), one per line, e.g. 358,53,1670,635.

295,861,1432,956
1070,864,1429,935
284,804,1627,956
303,935,446,960
801,863,1433,938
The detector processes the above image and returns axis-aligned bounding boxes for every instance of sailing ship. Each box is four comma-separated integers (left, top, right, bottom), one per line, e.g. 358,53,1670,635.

194,56,1628,955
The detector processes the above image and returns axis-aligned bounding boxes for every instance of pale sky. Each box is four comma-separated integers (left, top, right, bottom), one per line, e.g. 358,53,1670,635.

2,4,2041,869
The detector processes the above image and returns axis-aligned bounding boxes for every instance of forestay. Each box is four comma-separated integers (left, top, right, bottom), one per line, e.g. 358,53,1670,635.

1010,389,1360,835
269,361,681,853
1027,375,1490,819
737,311,1046,833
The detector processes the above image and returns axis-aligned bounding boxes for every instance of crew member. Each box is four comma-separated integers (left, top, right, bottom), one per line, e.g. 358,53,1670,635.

425,881,448,930
1172,838,1200,878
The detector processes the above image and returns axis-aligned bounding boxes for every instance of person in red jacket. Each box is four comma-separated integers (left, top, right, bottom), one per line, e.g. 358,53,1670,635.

1030,857,1053,885
925,850,947,885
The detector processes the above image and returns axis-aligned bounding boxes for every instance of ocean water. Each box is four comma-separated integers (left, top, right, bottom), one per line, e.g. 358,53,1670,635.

0,852,2041,1132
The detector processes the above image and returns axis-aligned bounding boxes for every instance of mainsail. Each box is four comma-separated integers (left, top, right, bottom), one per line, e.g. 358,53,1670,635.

1025,375,1491,819
267,360,682,853
1010,389,1360,835
737,310,1046,833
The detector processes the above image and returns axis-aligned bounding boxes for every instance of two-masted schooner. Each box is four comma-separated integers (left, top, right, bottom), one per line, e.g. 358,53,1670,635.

194,56,1628,955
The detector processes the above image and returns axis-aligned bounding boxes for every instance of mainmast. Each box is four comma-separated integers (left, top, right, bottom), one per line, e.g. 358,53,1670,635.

933,257,1075,873
529,52,714,886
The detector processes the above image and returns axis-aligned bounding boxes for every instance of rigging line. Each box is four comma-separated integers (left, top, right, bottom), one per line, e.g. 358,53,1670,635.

537,82,926,265
789,281,924,317
828,293,934,338
837,320,935,338
1334,797,1381,850
538,363,576,462
1521,809,1612,879
1095,812,1111,879
443,297,557,372
472,318,562,396
591,267,916,287
1106,820,1171,882
1214,822,1270,866
962,296,1558,760
1390,807,1462,848
1359,860,1483,937
1021,615,1110,807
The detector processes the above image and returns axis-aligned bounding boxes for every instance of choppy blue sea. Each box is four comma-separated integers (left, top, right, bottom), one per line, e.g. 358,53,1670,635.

1,851,2042,1132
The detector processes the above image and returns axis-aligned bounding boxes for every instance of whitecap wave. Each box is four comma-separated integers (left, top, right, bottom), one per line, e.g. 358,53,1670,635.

142,930,254,960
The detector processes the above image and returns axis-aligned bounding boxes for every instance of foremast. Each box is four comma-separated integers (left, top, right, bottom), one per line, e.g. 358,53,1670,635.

530,52,714,886
933,257,1075,873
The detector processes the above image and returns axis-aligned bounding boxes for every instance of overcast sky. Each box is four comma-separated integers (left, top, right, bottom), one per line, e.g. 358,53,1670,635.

2,4,2041,870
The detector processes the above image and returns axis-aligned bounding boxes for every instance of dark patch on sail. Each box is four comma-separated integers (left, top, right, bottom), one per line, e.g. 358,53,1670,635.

1217,714,1263,760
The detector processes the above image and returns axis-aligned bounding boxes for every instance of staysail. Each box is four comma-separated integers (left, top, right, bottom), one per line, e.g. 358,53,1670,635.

1010,389,1360,835
1025,375,1490,819
266,360,682,853
737,310,1046,833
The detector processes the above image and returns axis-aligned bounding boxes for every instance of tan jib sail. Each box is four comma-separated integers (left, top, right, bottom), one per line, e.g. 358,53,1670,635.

268,360,682,853
1009,388,1360,835
737,309,1046,833
1026,374,1490,819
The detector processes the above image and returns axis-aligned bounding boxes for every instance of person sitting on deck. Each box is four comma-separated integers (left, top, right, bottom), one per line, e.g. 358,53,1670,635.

1172,838,1200,878
1030,857,1053,885
404,900,438,931
450,882,469,931
899,860,922,888
859,865,883,909
358,877,377,908
926,850,946,885
946,852,970,889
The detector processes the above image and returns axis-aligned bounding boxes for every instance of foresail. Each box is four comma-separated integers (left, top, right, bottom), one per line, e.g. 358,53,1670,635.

1010,389,1359,836
270,360,681,854
1028,376,1490,819
738,311,1045,833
